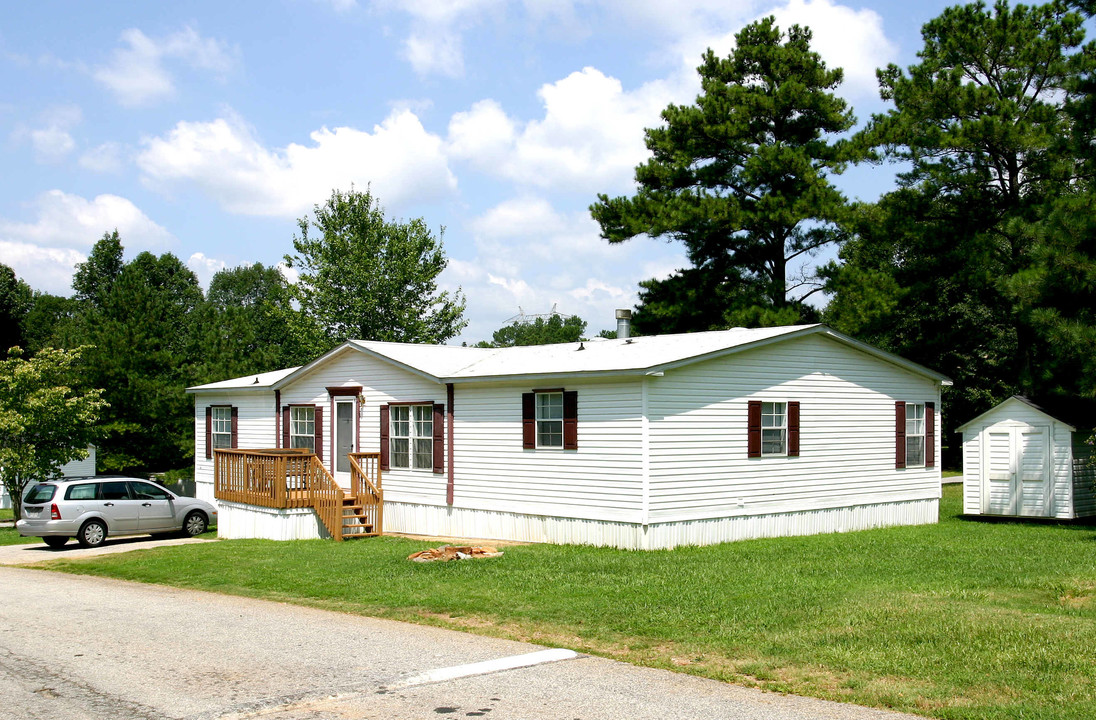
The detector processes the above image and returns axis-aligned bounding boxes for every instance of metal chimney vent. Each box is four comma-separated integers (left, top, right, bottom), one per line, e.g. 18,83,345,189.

615,309,632,340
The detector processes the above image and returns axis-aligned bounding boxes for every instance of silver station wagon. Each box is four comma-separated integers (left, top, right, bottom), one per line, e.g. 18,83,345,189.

16,476,217,548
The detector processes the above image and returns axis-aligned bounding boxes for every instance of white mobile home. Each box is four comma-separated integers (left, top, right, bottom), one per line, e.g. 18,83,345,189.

958,396,1096,519
186,324,951,549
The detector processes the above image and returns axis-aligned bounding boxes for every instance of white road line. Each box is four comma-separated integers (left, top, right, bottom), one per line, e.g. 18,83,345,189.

389,648,580,689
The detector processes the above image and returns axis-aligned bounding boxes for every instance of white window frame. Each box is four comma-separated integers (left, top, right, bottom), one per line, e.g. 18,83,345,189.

761,401,787,456
211,406,233,450
906,403,926,467
535,391,564,449
390,404,433,471
290,406,316,453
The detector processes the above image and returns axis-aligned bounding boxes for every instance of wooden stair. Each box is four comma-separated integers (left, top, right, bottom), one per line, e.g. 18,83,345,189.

340,494,374,538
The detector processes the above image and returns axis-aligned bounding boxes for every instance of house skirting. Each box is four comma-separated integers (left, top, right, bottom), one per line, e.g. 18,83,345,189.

384,497,939,550
217,500,331,541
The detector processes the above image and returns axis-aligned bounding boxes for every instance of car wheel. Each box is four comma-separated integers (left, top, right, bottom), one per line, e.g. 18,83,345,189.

183,511,207,537
77,519,107,548
43,536,69,548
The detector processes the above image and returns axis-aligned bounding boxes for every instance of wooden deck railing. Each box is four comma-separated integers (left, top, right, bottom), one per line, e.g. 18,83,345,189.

349,452,383,539
214,449,383,541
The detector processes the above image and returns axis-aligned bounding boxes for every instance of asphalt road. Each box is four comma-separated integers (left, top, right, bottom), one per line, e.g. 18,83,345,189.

0,567,921,720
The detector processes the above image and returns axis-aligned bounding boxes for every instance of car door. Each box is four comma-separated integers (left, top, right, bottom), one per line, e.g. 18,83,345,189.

98,480,140,532
129,481,178,531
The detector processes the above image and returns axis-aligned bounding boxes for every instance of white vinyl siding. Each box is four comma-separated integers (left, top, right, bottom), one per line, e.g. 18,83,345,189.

278,346,445,497
646,333,942,523
193,392,279,503
450,378,644,522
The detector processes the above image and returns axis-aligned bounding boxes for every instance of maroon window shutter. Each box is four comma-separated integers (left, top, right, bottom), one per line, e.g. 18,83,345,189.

747,400,762,458
522,392,535,449
314,406,324,461
230,406,239,449
282,406,290,449
787,401,800,457
205,406,213,459
895,401,907,469
433,403,445,473
379,404,390,471
926,401,936,468
563,390,578,450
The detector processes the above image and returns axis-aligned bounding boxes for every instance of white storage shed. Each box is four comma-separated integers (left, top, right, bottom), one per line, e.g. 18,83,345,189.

958,396,1096,519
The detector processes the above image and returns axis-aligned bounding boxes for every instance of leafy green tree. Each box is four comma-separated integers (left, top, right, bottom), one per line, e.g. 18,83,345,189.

285,188,467,348
591,17,855,332
0,264,32,356
825,0,1095,463
79,251,203,473
72,230,124,307
192,263,317,381
487,314,587,347
22,292,81,354
0,346,106,520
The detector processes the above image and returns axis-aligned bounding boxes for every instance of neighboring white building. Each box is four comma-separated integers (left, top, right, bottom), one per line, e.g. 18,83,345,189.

958,396,1096,519
186,324,951,549
0,446,96,510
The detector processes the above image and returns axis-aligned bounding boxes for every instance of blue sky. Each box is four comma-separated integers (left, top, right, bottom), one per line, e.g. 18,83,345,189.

2,0,969,343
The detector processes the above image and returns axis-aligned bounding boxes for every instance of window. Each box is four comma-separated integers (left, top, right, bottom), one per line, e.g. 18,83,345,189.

100,481,131,500
390,404,433,470
211,407,233,449
65,483,98,501
290,406,316,452
748,400,800,458
522,390,578,450
24,484,57,504
130,482,172,500
905,403,926,467
761,402,787,455
535,392,564,448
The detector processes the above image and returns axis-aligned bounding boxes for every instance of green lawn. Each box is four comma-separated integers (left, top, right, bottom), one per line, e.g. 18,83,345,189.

0,527,37,545
0,508,13,522
34,485,1096,720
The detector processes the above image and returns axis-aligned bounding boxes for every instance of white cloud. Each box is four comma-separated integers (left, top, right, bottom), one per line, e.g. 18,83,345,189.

374,0,504,77
186,252,226,289
677,0,897,100
79,142,125,173
13,105,82,164
444,195,685,343
447,67,685,194
93,26,237,107
765,0,895,98
0,241,86,295
0,191,174,293
136,109,456,217
318,0,359,11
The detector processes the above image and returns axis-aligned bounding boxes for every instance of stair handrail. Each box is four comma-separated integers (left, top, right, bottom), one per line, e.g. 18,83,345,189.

348,452,383,537
306,455,344,541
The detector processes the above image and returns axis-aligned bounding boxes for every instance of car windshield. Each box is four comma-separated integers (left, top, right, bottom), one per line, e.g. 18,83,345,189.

24,484,57,504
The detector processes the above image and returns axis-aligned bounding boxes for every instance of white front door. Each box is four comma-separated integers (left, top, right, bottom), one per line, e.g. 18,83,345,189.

982,425,1051,516
334,399,356,487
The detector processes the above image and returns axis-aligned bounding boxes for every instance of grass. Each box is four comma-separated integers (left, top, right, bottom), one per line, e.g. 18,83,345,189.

0,508,12,521
0,527,37,545
34,485,1096,720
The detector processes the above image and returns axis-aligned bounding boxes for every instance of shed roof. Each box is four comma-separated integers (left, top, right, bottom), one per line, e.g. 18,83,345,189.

956,395,1096,433
186,323,952,393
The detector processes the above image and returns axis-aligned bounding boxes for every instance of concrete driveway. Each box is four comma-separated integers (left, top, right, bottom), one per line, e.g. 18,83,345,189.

1,567,921,720
0,534,213,565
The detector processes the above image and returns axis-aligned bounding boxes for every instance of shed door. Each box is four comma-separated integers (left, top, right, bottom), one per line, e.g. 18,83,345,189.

982,426,1052,517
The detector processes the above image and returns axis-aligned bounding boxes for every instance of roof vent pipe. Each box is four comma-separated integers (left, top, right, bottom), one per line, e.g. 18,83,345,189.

615,309,632,340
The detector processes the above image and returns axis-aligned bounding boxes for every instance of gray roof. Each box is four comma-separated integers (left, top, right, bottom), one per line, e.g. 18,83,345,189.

186,324,952,393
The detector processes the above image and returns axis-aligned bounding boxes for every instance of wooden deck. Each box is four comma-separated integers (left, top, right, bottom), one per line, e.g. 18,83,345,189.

213,449,382,541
